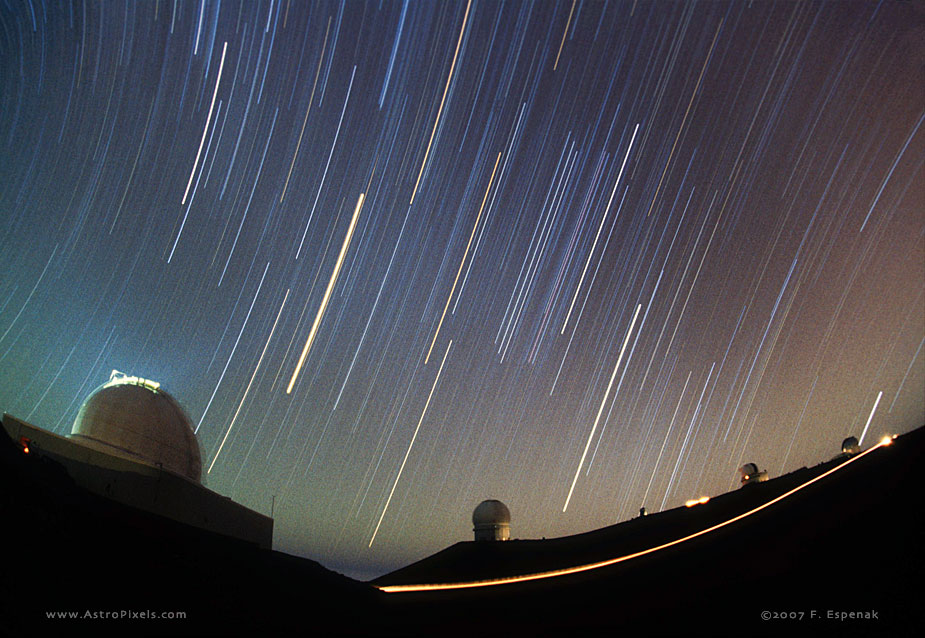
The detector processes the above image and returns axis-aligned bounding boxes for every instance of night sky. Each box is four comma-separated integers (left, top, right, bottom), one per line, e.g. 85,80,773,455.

1,0,922,579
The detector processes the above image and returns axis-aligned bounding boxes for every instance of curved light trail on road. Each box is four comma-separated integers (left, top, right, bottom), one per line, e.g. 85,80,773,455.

378,436,894,592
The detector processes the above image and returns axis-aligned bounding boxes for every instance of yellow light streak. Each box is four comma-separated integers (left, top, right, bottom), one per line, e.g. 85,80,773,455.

182,42,228,205
685,496,710,508
424,151,501,364
378,437,893,592
409,0,472,206
287,193,365,394
553,0,576,72
280,17,331,203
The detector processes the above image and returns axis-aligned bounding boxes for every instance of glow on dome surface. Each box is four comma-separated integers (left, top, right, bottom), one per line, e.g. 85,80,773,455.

105,370,161,393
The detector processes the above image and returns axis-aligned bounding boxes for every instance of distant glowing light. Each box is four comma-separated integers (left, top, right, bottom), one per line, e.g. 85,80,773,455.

684,496,710,508
377,437,893,593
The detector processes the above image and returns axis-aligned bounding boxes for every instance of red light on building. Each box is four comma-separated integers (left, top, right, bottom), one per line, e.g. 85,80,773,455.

19,436,30,454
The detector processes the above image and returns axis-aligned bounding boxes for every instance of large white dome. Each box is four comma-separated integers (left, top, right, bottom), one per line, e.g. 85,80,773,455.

70,373,202,482
472,499,511,526
472,499,511,541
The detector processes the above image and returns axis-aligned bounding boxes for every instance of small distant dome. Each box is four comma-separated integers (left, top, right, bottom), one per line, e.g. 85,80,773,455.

739,462,768,486
70,371,202,482
472,499,511,542
842,436,860,455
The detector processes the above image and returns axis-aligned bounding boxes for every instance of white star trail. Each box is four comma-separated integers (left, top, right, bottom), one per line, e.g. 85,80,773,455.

408,0,472,206
209,287,289,473
561,123,639,334
369,339,452,547
564,303,642,512
425,151,501,364
859,390,883,446
181,41,227,206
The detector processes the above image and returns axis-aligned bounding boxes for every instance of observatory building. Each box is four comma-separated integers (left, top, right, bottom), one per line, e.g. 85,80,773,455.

739,463,769,486
831,435,862,461
2,371,271,548
473,499,511,541
841,436,860,456
70,373,202,481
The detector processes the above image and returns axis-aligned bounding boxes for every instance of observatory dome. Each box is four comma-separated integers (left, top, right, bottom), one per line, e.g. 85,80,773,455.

70,372,202,482
740,462,759,477
842,436,860,455
472,499,511,542
738,462,768,486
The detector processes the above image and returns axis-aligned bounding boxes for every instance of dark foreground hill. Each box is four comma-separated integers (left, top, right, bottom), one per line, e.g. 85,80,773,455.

2,419,922,637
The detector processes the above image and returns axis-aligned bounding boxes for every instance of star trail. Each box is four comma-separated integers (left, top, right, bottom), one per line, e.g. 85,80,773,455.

0,0,922,580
